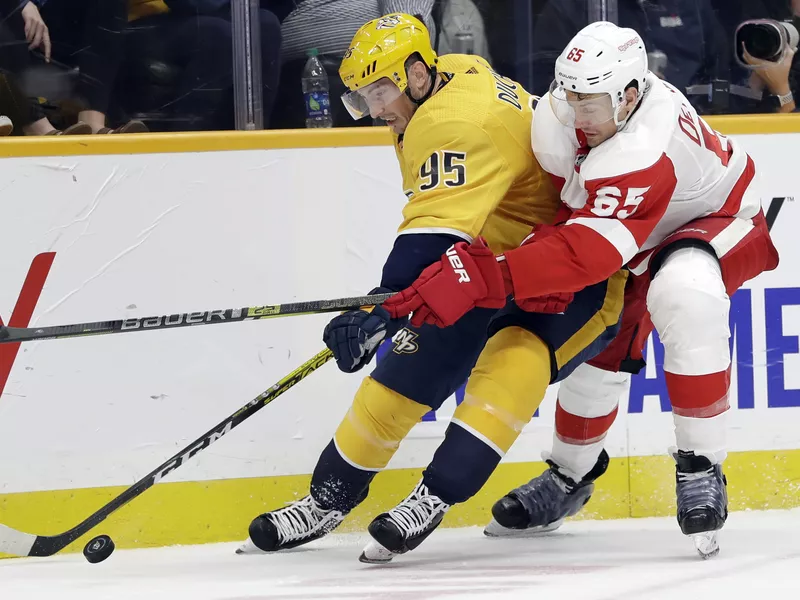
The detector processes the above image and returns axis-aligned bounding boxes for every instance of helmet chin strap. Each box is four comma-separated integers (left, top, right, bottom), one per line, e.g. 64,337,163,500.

405,66,438,106
613,107,630,131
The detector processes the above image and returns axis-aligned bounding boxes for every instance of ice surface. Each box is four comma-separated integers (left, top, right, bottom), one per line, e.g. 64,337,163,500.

3,509,800,599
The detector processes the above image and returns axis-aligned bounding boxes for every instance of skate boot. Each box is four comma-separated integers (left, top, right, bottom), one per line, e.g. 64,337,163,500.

674,450,728,559
485,449,609,537
359,479,451,564
237,494,345,554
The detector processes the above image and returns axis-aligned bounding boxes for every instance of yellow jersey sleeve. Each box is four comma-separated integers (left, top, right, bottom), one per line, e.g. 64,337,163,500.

398,115,518,241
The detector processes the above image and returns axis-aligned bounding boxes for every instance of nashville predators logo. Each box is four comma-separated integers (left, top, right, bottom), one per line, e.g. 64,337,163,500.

392,328,419,354
376,15,402,29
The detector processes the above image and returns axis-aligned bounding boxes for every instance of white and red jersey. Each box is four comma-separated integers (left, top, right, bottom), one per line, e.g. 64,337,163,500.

503,72,762,299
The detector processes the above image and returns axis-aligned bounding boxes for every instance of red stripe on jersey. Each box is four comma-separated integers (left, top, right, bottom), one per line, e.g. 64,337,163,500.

581,153,678,248
550,174,566,195
714,154,756,218
659,214,734,244
555,401,618,445
553,202,572,225
504,153,677,299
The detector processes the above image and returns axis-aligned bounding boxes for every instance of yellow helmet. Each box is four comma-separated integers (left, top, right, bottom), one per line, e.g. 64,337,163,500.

339,13,438,95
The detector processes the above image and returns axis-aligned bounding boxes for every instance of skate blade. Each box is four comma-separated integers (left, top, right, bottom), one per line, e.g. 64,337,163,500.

235,537,265,555
692,531,720,559
358,540,396,564
483,517,565,538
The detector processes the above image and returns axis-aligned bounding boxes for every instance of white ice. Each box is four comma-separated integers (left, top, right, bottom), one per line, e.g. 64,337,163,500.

3,509,800,599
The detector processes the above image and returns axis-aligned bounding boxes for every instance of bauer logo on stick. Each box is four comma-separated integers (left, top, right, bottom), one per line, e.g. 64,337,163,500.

121,310,235,330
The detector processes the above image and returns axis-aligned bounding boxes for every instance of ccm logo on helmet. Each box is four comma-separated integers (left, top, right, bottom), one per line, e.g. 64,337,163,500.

618,37,640,52
446,245,471,283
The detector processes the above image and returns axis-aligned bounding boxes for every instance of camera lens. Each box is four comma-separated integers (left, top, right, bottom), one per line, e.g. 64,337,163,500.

735,21,785,63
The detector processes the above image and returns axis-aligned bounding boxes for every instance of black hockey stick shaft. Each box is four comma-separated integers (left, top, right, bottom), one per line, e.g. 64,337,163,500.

0,348,333,557
0,293,393,344
765,197,784,232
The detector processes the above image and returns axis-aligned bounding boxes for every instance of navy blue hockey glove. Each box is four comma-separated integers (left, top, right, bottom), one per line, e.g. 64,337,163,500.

323,303,392,374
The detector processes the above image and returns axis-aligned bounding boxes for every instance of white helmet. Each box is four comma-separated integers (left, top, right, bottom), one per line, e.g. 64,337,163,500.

550,21,648,129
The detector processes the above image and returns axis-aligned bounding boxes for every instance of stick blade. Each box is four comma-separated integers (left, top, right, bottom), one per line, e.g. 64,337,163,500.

0,524,37,556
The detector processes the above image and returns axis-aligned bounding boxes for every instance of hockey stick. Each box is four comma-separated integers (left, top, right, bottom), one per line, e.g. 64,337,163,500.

0,293,393,344
0,348,333,557
765,197,784,232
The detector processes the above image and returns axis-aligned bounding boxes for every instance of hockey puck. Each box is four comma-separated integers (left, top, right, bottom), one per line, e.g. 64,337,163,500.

83,534,115,563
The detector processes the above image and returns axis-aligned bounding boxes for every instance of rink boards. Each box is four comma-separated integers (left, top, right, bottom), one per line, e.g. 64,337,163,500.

0,116,799,555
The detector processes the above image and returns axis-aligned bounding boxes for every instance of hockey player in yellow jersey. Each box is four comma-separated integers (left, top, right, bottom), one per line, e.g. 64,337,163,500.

342,16,556,251
239,13,625,563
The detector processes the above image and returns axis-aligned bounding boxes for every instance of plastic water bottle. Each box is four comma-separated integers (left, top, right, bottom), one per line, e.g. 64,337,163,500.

302,48,333,128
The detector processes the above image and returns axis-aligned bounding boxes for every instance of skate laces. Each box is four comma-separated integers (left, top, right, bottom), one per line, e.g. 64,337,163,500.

677,467,714,483
513,470,570,515
388,483,449,537
547,468,575,494
676,465,726,514
271,496,334,543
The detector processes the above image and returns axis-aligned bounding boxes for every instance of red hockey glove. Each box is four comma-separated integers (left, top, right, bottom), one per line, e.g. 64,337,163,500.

510,224,575,313
383,237,509,328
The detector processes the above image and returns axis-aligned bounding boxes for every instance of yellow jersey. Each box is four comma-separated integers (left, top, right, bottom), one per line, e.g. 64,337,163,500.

395,54,558,254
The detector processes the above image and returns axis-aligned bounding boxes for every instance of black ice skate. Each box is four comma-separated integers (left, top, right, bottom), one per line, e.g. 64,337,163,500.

484,449,609,537
674,450,728,559
359,480,451,564
237,495,345,554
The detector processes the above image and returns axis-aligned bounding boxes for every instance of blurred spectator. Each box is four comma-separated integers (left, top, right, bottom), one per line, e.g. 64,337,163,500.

0,8,92,134
119,1,234,131
271,1,436,128
743,40,797,112
117,0,281,130
433,0,491,60
0,112,12,135
529,0,722,105
0,0,146,134
480,0,523,84
165,0,282,125
710,0,799,113
280,2,434,65
35,0,146,132
0,69,92,135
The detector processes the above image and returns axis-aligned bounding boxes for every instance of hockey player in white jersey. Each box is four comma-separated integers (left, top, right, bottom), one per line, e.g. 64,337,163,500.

383,21,779,557
484,21,780,558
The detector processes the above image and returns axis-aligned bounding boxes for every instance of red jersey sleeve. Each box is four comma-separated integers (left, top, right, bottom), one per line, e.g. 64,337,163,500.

503,152,677,299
